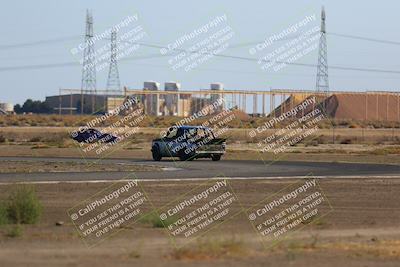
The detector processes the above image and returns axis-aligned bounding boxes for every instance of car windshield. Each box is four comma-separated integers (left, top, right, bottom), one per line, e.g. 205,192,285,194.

197,128,210,138
186,128,197,138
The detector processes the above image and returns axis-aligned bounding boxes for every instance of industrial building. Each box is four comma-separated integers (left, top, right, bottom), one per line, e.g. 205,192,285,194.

48,82,225,116
0,103,14,114
46,84,400,123
45,94,124,114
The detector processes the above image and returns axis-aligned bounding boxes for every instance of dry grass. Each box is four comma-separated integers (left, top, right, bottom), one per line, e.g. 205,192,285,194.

1,114,400,129
270,235,321,254
268,236,400,261
322,240,400,259
168,237,248,260
1,126,400,146
367,146,400,155
0,160,162,173
31,144,50,149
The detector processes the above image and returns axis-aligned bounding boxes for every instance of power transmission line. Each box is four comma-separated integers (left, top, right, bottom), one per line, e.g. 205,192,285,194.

121,40,400,74
225,33,400,48
0,43,400,75
0,51,399,75
0,36,82,50
1,30,399,51
327,32,400,46
0,61,78,71
1,56,400,84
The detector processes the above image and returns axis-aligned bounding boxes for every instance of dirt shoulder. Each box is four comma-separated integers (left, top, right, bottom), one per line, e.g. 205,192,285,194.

1,144,400,165
0,178,399,267
0,160,162,173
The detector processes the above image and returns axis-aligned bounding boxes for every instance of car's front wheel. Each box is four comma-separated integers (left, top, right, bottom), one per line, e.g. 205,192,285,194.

211,154,221,161
152,145,162,161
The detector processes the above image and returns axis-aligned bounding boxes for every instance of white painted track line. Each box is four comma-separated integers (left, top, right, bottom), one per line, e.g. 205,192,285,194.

0,175,399,185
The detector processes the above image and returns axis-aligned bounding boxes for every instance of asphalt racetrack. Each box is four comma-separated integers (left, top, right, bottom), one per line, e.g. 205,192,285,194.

1,156,400,182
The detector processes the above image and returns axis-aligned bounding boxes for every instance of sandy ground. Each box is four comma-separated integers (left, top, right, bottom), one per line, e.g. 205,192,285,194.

0,178,399,267
0,126,399,266
1,144,400,166
1,125,400,165
0,160,162,173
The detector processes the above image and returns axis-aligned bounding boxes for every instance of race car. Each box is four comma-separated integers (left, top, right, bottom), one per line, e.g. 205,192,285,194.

70,128,119,144
151,126,226,161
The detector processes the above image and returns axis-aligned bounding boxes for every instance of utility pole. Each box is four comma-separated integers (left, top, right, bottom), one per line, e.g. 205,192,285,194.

316,7,329,93
106,29,121,92
81,9,96,114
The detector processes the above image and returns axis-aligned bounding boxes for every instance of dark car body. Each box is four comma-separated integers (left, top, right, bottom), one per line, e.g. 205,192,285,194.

151,126,226,161
70,128,119,144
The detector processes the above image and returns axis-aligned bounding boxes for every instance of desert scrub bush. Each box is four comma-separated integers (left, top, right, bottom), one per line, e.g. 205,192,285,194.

29,136,42,142
0,203,8,225
348,122,360,128
6,224,23,237
303,139,319,147
0,135,6,143
316,135,329,144
31,144,50,149
170,237,246,260
337,120,350,127
340,138,353,144
42,133,67,145
139,211,176,228
6,185,42,224
369,146,400,155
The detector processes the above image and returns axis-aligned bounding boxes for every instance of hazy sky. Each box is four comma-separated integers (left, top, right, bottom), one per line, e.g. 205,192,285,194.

0,0,399,104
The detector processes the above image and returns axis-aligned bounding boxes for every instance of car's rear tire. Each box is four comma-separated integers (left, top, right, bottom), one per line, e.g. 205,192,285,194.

211,154,221,161
152,145,162,161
